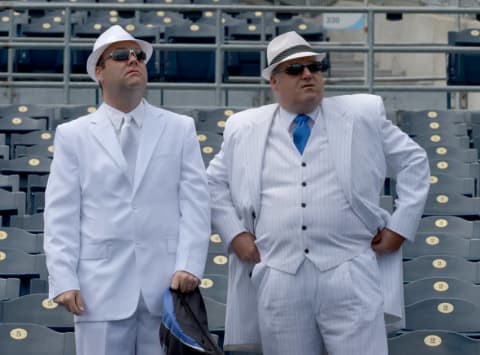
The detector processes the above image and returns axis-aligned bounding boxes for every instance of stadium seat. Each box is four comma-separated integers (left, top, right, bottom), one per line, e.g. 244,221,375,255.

26,174,48,214
425,146,478,164
412,133,470,149
448,28,480,85
0,10,28,37
276,16,327,42
396,109,469,126
0,278,20,301
417,216,480,238
403,233,471,260
0,116,48,136
0,322,75,355
0,293,74,331
0,156,51,175
163,23,217,82
429,159,480,179
204,252,228,275
0,248,47,280
404,277,480,306
388,330,480,355
0,175,20,192
403,255,478,283
203,296,226,333
195,11,243,31
29,278,48,294
225,22,275,79
429,173,476,197
200,273,228,303
196,107,241,134
0,145,9,160
14,144,53,159
10,214,44,234
29,192,45,214
55,104,97,127
403,120,468,137
197,131,222,166
138,9,188,35
405,298,480,333
10,130,55,148
0,227,43,254
233,11,278,25
17,18,66,74
207,231,224,253
0,189,26,219
0,156,51,191
422,192,480,217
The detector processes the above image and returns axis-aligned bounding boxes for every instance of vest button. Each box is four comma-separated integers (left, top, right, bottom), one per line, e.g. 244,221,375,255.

301,162,307,167
301,203,306,208
302,225,307,230
302,181,307,187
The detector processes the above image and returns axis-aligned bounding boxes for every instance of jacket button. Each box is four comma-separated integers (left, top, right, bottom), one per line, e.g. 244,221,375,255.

301,162,307,167
301,203,306,208
302,225,307,230
302,182,307,187
304,248,309,254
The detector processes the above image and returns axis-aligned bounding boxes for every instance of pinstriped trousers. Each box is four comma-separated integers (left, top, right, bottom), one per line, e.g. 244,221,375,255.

251,248,388,355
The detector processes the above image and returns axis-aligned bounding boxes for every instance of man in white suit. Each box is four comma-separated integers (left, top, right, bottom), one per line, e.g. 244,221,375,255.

207,31,430,354
44,25,210,355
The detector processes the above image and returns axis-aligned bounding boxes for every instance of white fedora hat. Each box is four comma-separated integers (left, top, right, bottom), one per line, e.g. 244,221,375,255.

86,25,153,82
262,31,325,80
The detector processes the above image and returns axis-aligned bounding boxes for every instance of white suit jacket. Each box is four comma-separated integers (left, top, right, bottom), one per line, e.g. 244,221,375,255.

206,94,430,351
44,101,210,322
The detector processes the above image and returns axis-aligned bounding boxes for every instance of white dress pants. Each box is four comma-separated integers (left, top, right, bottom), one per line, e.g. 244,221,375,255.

252,248,388,355
74,294,164,355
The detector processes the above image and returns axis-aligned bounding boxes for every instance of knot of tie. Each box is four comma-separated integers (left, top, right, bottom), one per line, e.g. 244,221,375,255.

293,114,311,154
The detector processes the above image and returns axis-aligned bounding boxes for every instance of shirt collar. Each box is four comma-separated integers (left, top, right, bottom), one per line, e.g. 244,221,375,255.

279,105,320,131
105,100,145,131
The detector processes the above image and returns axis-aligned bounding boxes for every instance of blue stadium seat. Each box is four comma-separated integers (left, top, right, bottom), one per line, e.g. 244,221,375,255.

0,293,74,331
389,330,480,355
163,23,217,82
448,28,480,85
225,22,275,79
0,322,75,355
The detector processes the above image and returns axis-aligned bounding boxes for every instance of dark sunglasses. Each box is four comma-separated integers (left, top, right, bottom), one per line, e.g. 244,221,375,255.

279,61,329,76
105,48,147,62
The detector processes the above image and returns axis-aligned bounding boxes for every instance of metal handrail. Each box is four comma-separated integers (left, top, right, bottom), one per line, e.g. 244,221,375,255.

1,2,480,104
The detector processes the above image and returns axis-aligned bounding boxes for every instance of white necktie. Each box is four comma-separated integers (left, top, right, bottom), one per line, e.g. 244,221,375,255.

119,115,138,180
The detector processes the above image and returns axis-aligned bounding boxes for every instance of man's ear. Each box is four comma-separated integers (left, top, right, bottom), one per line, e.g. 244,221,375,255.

95,66,103,83
270,74,278,91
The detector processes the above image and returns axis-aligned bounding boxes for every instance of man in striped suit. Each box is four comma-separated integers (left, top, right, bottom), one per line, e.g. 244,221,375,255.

207,31,430,355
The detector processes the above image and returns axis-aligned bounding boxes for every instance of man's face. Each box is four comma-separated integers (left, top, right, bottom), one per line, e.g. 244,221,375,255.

270,56,325,114
95,40,148,93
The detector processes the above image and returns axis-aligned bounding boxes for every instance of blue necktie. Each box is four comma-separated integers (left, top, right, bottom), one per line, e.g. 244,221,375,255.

293,114,311,154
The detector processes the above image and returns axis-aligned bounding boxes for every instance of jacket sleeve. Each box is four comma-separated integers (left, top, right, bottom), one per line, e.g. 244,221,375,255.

43,124,81,299
206,117,248,250
174,119,211,279
379,98,430,241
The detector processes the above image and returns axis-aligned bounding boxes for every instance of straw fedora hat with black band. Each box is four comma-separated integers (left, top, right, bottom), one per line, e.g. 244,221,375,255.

262,31,326,81
86,25,153,83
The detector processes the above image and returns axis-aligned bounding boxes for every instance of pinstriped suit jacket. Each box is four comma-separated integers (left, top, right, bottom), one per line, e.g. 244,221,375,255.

206,94,430,351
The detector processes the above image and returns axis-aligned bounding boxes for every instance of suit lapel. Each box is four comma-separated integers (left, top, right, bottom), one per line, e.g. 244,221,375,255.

323,97,353,203
132,103,166,195
89,105,130,181
243,104,278,215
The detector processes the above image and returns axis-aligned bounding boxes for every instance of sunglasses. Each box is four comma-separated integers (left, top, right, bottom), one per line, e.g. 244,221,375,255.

105,48,147,62
279,61,329,76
